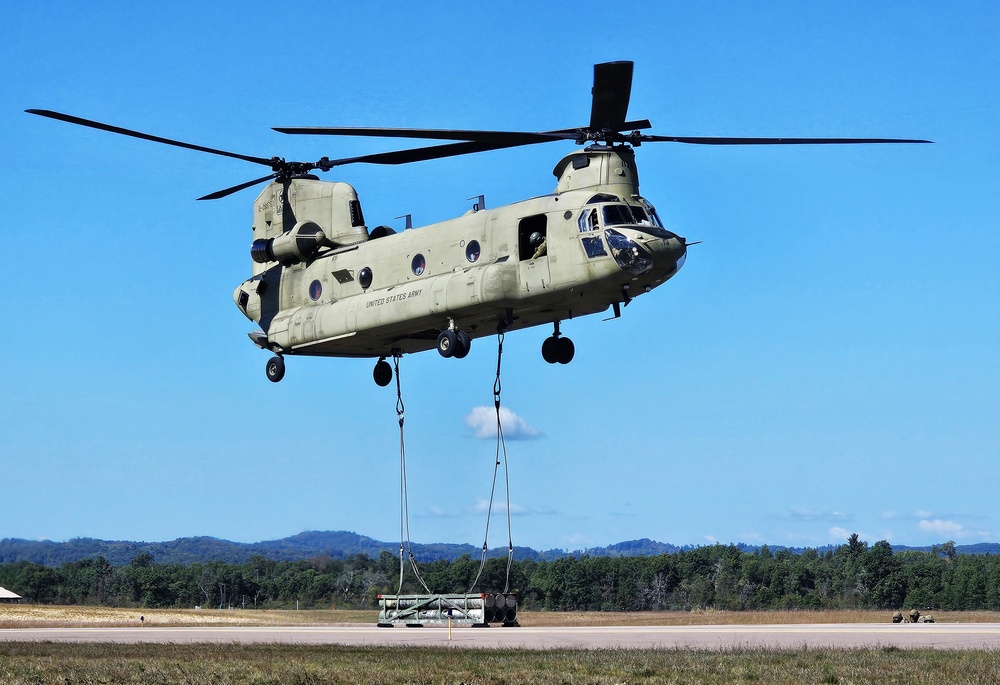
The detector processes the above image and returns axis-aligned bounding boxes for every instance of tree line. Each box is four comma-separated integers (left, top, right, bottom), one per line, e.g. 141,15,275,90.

2,535,998,611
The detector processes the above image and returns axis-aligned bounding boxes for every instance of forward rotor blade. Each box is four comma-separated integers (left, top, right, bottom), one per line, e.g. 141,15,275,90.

326,138,556,166
198,173,280,201
590,61,634,131
26,109,281,168
640,134,933,145
274,126,561,145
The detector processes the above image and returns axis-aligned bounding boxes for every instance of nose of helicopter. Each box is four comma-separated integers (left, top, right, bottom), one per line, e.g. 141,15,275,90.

647,230,688,273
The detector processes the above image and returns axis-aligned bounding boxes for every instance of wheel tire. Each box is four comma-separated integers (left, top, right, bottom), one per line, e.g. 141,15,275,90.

265,356,285,383
437,329,457,358
541,336,560,364
556,336,575,364
454,330,471,359
373,359,393,387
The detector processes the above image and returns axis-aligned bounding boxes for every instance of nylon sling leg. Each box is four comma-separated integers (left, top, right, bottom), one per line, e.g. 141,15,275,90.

469,326,515,594
393,354,431,595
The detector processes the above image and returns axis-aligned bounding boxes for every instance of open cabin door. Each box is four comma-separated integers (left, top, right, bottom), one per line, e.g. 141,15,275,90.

517,213,550,293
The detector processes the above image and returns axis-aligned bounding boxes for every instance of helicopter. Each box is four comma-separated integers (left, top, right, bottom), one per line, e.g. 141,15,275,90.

27,61,929,386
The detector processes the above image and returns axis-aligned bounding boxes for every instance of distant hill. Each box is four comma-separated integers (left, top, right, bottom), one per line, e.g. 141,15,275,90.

1,532,996,567
0,531,574,567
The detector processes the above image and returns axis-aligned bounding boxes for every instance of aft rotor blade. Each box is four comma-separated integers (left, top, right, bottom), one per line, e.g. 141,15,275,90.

198,173,280,201
590,61,634,132
26,109,281,168
641,134,933,145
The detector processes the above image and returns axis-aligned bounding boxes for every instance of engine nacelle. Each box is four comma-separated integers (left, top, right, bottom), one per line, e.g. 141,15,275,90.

250,220,329,265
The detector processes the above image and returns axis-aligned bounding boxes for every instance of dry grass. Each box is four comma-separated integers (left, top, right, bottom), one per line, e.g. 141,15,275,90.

0,604,378,628
2,642,1000,684
3,604,999,628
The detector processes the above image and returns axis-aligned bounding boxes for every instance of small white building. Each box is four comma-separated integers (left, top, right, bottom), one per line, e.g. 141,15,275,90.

0,586,22,603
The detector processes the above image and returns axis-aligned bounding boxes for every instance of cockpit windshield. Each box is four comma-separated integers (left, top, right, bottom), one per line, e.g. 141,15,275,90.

602,203,651,227
579,199,673,243
592,202,672,239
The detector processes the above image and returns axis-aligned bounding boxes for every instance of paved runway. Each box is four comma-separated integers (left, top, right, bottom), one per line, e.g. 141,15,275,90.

3,623,1000,650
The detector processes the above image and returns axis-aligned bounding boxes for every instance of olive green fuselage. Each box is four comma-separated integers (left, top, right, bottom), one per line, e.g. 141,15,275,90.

234,146,687,358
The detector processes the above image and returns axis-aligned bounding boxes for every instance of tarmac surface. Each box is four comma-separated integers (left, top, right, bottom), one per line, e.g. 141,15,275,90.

3,623,1000,650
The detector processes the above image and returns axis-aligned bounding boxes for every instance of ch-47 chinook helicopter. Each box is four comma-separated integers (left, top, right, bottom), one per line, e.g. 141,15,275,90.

28,61,928,386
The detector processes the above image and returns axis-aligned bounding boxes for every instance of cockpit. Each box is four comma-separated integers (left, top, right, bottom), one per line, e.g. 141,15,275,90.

576,194,686,277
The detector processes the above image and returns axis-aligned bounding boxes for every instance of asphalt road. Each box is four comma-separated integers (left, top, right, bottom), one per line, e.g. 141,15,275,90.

3,623,1000,650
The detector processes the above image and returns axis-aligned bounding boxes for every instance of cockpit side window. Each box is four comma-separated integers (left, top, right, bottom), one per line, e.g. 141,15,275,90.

638,198,664,228
578,207,599,233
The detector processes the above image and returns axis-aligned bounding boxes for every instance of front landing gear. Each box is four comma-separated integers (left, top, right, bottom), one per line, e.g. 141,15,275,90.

265,355,285,383
541,322,574,365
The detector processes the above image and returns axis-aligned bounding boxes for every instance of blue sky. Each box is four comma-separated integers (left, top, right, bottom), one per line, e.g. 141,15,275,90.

3,2,998,552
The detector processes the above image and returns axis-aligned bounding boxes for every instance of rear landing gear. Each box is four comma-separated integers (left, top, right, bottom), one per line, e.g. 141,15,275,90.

265,355,285,383
436,327,471,359
373,357,393,387
541,322,574,364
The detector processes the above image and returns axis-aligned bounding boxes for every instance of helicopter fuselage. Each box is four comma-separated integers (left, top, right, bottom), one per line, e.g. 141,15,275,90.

233,145,687,361
27,60,926,384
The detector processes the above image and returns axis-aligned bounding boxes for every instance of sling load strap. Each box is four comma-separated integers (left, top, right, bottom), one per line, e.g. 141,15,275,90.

469,326,515,594
393,354,431,595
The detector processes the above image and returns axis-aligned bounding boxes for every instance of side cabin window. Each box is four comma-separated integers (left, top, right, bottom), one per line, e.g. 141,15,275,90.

518,214,547,261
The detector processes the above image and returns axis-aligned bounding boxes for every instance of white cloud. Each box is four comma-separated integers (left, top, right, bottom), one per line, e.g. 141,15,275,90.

469,498,553,516
829,527,854,541
883,510,936,521
562,533,591,547
464,406,541,440
423,505,461,519
781,508,849,522
918,519,965,536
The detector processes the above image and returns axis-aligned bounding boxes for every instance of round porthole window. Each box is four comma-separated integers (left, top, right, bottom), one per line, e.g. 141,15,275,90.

466,240,481,263
411,254,426,275
358,267,373,289
308,280,322,301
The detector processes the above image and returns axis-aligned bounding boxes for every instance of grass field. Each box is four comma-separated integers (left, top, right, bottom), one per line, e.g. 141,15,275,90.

3,607,1000,684
2,641,1000,684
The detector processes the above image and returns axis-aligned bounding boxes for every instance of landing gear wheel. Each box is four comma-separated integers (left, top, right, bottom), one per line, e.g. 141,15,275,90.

556,336,575,364
541,336,560,364
373,358,393,387
542,335,575,364
436,329,458,358
265,355,285,383
454,330,471,359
